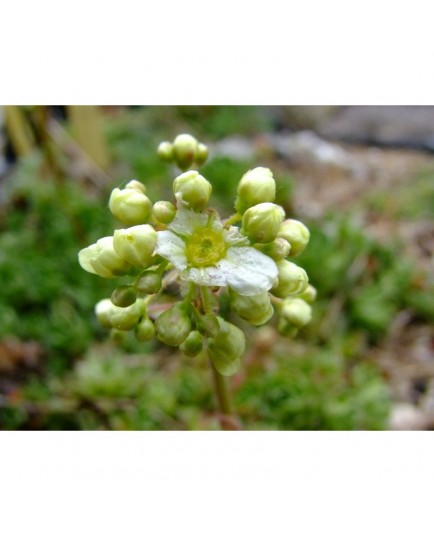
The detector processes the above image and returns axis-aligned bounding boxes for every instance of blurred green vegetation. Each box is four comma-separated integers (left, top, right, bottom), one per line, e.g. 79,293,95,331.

0,156,113,373
297,215,434,341
1,106,433,430
365,169,434,220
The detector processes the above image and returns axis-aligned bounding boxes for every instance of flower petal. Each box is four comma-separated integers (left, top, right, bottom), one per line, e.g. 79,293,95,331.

168,207,209,237
222,225,249,247
78,244,99,274
210,218,224,233
180,265,228,287
217,247,278,296
155,230,187,270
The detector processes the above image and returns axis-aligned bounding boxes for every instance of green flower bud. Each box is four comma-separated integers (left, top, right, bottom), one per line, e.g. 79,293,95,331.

277,318,299,338
299,284,317,303
152,200,176,224
113,224,157,267
278,219,310,257
93,237,131,277
111,285,137,307
104,300,143,331
180,330,204,357
154,303,192,346
79,236,131,278
136,271,162,295
254,237,291,261
95,299,114,328
125,179,146,193
272,260,309,298
109,187,152,225
235,167,276,214
195,143,209,166
157,141,174,163
173,170,212,211
242,202,285,243
255,304,274,325
110,328,128,344
135,317,155,342
173,133,198,170
230,290,274,325
281,298,312,328
207,317,245,376
195,313,220,338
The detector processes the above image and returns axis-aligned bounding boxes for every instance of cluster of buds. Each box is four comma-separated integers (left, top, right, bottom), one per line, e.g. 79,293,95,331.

157,133,209,171
78,134,315,376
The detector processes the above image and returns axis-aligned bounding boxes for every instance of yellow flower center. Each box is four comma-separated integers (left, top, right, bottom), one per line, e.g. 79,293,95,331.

186,228,227,267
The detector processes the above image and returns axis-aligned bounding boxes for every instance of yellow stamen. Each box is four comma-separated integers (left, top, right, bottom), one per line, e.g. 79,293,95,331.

186,228,226,267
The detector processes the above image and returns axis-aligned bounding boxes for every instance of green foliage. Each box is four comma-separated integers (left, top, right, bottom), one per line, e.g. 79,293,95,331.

167,106,273,139
104,110,171,201
236,349,390,430
3,341,389,431
13,347,214,431
405,285,434,321
0,406,29,430
201,156,254,213
296,215,430,340
365,168,434,220
0,156,114,371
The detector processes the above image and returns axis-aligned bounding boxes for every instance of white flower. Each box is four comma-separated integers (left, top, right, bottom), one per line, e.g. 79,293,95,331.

155,207,278,296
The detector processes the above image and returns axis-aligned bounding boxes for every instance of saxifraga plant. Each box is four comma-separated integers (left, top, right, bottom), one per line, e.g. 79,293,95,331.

78,133,315,430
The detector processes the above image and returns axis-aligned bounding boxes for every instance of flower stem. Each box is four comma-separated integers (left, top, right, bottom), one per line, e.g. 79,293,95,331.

199,285,214,315
184,282,196,303
225,213,242,226
210,360,240,431
199,285,240,431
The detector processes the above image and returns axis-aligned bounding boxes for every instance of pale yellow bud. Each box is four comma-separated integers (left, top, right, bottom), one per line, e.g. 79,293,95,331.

299,284,317,303
242,202,285,243
235,167,276,214
195,143,209,166
113,224,157,267
125,180,146,193
230,290,273,325
95,299,142,331
254,237,291,261
109,187,152,225
78,236,131,278
272,260,309,298
108,301,143,331
281,298,312,328
95,299,114,328
173,133,198,170
173,170,212,211
278,219,310,257
152,200,176,224
157,141,174,163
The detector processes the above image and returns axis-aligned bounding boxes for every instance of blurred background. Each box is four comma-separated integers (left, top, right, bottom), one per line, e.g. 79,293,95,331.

0,105,433,431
